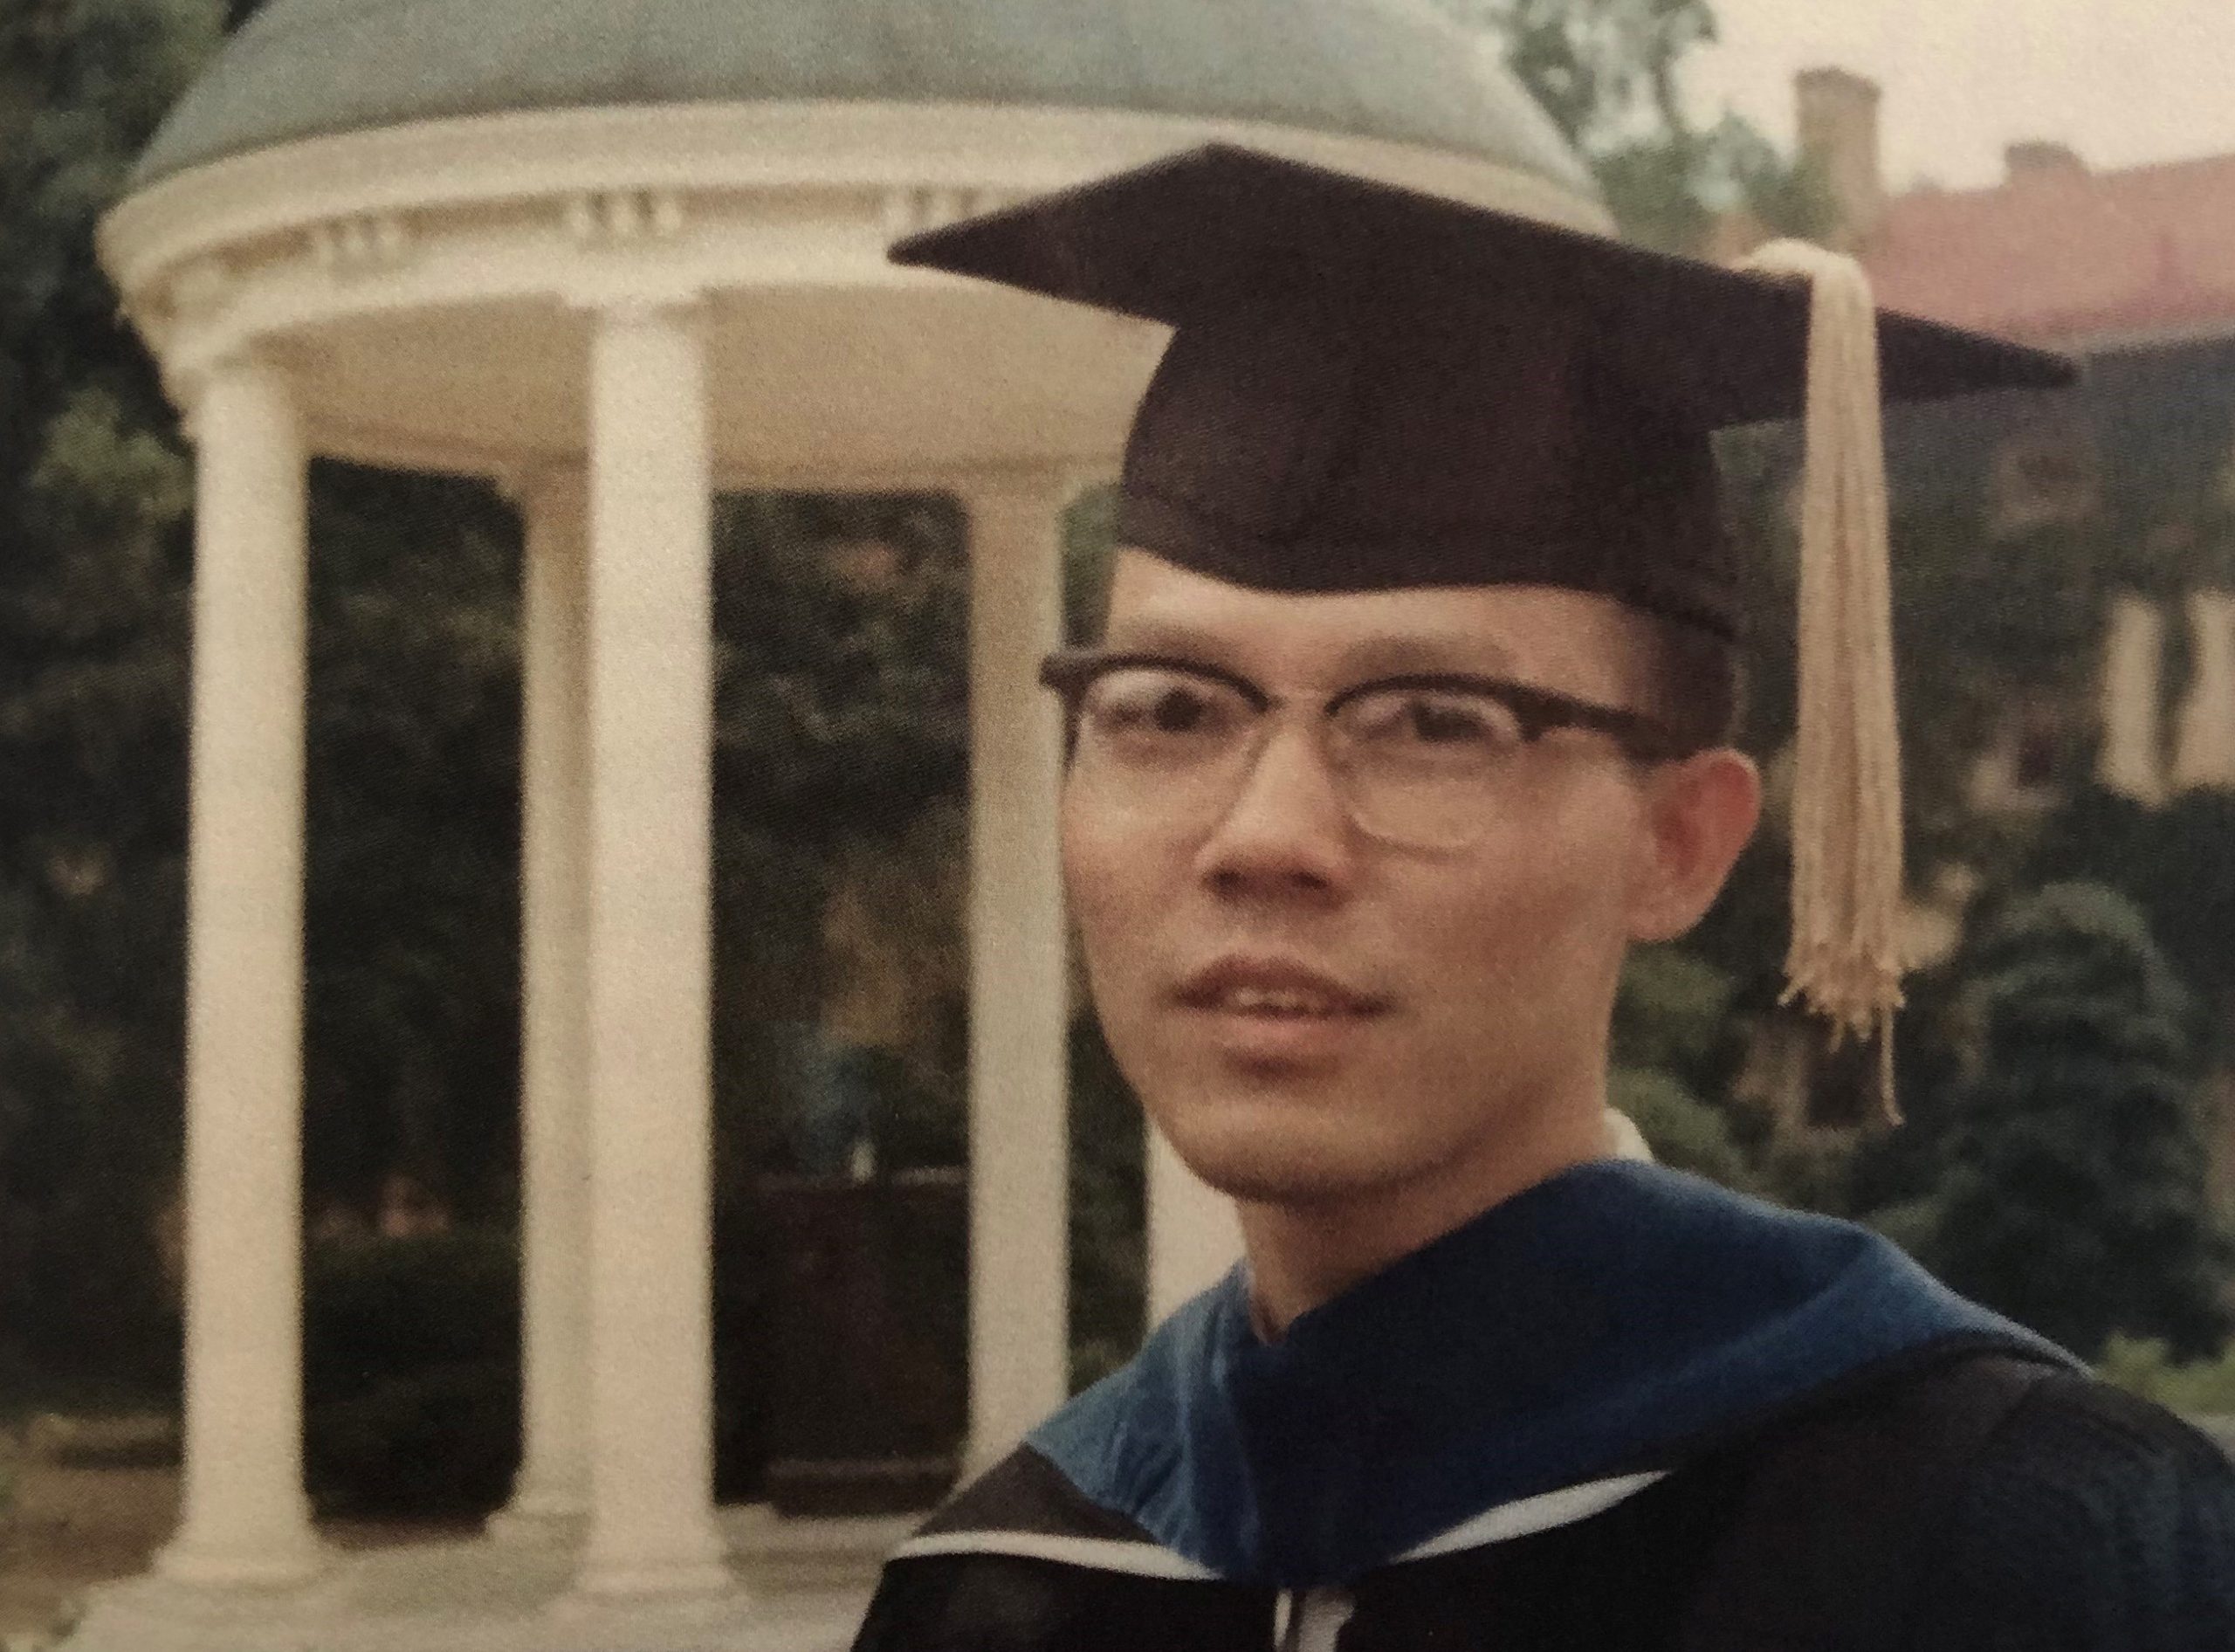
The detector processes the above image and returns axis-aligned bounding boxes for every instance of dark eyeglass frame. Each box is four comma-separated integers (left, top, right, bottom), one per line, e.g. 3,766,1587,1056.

1036,648,1694,765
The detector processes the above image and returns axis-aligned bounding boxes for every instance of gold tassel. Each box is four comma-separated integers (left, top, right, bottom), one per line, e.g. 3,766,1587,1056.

1740,240,1906,1125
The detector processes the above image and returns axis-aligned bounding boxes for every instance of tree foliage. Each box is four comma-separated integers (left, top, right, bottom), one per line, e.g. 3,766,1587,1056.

1607,946,1758,1190
0,0,224,1388
1438,0,1709,155
1439,0,1834,252
2024,786,2235,1059
1918,883,2232,1361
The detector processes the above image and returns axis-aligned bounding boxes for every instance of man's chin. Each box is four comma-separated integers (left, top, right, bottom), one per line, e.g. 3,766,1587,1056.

1191,1160,1388,1208
1159,1119,1414,1209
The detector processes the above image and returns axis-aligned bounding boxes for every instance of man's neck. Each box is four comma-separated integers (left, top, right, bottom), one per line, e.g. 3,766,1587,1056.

1235,1098,1612,1342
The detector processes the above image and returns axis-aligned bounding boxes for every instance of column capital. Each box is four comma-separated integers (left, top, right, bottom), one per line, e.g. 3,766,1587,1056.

2188,586,2235,622
951,464,1104,512
174,343,299,442
564,281,712,328
496,458,591,512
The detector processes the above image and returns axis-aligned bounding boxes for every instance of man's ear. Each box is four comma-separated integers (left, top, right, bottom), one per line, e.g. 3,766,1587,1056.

1624,747,1763,944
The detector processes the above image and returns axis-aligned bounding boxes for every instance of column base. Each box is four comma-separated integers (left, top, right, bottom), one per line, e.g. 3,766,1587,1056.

485,1489,589,1547
154,1522,327,1589
572,1552,737,1599
574,1515,734,1598
62,1536,857,1652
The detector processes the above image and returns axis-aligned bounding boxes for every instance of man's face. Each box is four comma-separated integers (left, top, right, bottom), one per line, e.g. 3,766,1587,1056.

1062,550,1682,1210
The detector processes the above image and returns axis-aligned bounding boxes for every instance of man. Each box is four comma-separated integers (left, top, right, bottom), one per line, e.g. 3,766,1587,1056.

852,147,2235,1649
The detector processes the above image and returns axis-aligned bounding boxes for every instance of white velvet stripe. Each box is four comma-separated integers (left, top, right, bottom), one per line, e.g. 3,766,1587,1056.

890,1470,1668,1581
891,1531,1222,1580
1393,1470,1670,1562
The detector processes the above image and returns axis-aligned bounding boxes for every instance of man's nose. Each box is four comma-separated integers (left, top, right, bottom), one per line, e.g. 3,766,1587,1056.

1192,721,1358,897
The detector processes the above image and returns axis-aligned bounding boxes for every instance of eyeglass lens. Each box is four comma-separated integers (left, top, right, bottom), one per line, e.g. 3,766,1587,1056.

1067,664,1533,851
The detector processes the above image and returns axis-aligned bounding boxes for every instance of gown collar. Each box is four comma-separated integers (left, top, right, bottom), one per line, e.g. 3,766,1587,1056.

1029,1158,2072,1587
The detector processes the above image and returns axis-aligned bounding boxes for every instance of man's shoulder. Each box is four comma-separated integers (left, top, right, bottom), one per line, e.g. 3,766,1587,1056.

1919,1365,2235,1646
1960,1360,2235,1492
1699,1350,2235,1650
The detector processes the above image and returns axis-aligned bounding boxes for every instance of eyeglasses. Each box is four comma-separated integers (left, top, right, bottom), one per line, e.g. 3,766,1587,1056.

1038,648,1688,854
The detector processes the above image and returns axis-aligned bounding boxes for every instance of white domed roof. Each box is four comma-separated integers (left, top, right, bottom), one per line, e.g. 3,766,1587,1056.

135,0,1592,196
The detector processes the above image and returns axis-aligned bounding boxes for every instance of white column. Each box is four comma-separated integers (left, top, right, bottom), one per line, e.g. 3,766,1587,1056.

1146,1132,1245,1325
2098,590,2167,804
490,466,594,1544
2171,589,2235,793
574,301,729,1595
159,352,325,1587
961,474,1073,1477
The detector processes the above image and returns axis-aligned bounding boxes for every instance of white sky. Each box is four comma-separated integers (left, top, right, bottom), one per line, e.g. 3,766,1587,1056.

1684,0,2235,191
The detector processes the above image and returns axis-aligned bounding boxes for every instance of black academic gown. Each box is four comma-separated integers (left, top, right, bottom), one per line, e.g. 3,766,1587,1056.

853,1162,2235,1651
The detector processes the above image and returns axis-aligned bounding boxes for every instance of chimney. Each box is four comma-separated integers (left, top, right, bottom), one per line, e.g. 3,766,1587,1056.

2005,140,2087,182
1795,66,1884,245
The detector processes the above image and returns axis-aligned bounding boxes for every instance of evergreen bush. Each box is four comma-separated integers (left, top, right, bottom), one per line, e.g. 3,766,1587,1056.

302,1229,519,1517
1920,882,2232,1360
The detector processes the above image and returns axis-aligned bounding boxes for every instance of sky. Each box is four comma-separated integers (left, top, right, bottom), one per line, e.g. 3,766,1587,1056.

1684,0,2235,192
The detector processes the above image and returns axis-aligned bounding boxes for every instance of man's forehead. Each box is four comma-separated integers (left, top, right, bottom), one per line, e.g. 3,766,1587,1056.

1100,547,1654,695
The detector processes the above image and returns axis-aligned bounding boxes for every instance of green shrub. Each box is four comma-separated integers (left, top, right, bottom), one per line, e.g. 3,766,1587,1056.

2097,1334,2235,1415
1865,1196,1944,1261
1069,1015,1145,1392
307,1363,519,1518
1610,1067,1756,1194
1922,884,2232,1360
1612,948,1737,1077
302,1229,519,1518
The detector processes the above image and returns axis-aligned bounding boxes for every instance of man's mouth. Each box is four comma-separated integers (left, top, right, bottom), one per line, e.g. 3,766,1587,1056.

1200,985,1366,1017
1173,959,1388,1019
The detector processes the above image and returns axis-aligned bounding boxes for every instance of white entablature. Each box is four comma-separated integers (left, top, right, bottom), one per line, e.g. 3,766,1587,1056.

102,100,1608,489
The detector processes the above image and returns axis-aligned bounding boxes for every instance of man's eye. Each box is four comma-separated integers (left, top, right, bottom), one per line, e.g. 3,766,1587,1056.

1344,689,1526,753
1146,687,1213,733
1082,670,1246,743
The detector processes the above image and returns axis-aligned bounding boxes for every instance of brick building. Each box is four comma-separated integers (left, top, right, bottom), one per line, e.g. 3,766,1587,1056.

1792,68,2235,812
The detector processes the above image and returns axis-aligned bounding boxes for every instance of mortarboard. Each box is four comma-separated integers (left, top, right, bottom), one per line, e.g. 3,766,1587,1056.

889,144,2072,637
891,145,2078,1115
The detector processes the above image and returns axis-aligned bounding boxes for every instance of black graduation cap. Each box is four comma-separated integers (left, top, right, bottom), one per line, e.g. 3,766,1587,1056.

890,143,2075,640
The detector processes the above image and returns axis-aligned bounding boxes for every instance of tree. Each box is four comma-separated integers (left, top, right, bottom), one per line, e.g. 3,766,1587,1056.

0,0,224,1388
297,464,526,1222
1438,0,1834,252
1438,0,1711,157
1606,946,1758,1189
2025,785,2235,1062
1919,882,2231,1360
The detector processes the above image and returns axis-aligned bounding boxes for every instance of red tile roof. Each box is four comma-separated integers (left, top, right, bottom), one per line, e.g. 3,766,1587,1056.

1860,152,2235,348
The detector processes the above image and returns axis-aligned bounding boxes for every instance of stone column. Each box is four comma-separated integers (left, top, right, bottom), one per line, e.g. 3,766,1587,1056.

2098,590,2167,804
2171,589,2235,792
490,466,594,1544
961,474,1073,1477
1146,1131,1244,1325
159,351,325,1587
574,301,730,1595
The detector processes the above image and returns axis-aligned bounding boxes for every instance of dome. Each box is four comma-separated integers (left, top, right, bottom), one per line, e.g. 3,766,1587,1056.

134,0,1592,196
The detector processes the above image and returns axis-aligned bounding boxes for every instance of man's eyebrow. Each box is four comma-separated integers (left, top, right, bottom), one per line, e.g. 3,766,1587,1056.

1097,618,1520,680
1330,633,1520,681
1092,618,1234,657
